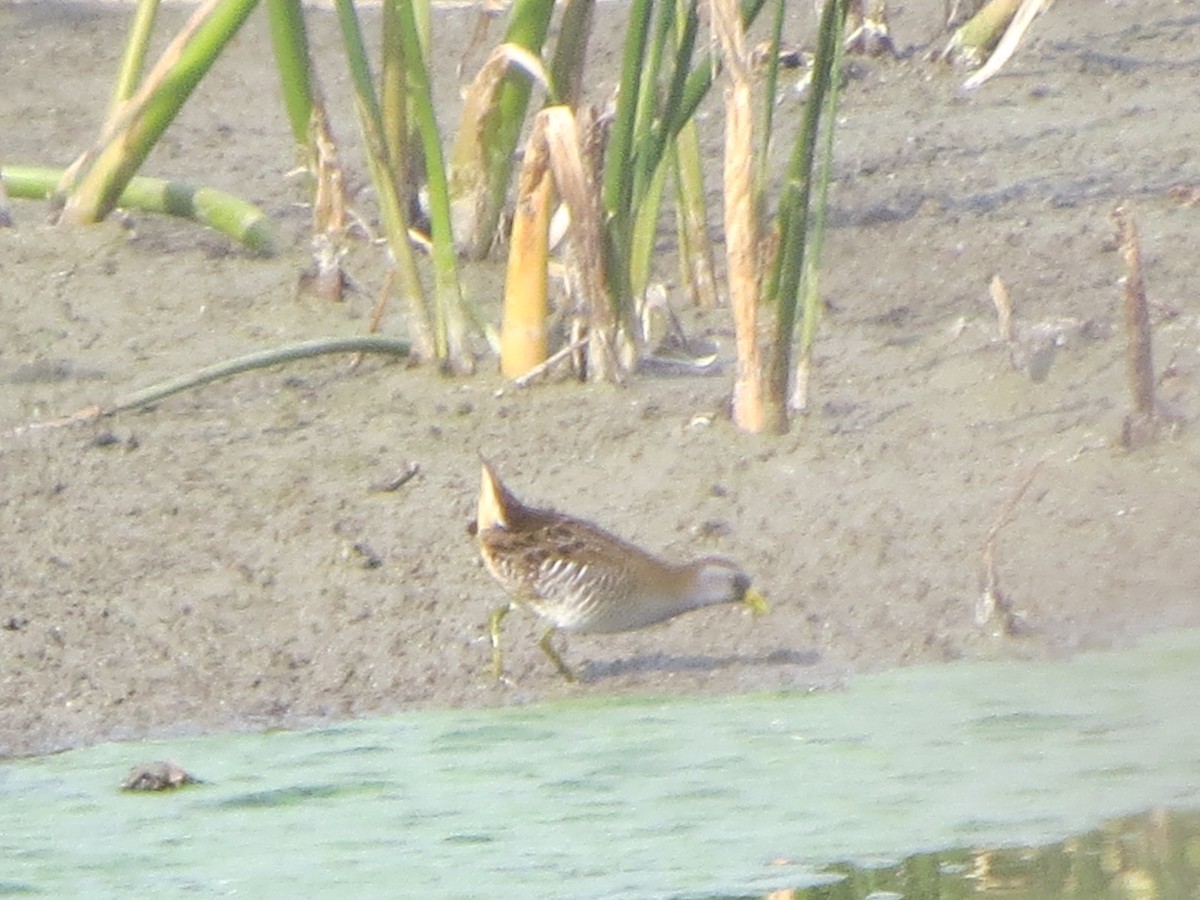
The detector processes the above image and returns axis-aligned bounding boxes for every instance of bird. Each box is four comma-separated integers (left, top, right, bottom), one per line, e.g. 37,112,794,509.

471,459,767,682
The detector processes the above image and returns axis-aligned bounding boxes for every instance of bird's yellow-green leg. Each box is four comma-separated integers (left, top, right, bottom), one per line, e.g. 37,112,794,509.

538,627,578,683
743,588,769,616
489,604,512,681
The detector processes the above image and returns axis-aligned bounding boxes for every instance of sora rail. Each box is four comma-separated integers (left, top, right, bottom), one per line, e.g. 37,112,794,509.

472,460,767,681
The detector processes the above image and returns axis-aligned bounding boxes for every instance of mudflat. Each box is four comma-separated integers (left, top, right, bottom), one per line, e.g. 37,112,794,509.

2,1,1198,757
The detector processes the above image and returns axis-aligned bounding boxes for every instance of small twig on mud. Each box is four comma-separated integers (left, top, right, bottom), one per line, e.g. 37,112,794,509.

349,268,398,371
977,453,1051,635
512,335,590,387
306,97,351,303
1167,184,1200,207
372,461,420,493
1111,205,1161,449
989,274,1015,342
16,336,411,432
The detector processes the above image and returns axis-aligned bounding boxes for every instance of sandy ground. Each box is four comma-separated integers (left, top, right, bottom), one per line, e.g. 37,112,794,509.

1,1,1198,758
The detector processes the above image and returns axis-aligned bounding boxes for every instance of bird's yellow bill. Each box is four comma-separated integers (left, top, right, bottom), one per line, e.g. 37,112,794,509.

743,588,769,616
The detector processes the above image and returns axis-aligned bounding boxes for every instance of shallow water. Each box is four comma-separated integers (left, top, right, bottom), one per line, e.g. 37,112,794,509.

3,630,1199,898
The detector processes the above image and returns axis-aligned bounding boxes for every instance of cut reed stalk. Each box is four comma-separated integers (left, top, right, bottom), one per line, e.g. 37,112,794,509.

502,132,554,378
1111,205,1159,448
305,97,351,301
962,0,1053,90
939,0,1021,66
990,274,1015,342
726,86,764,432
541,107,623,382
712,0,764,432
3,165,273,254
449,45,554,253
266,0,352,299
450,0,556,260
977,453,1048,635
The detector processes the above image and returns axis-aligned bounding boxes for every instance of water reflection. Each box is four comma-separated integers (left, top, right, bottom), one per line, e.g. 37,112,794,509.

771,807,1200,900
1,630,1198,897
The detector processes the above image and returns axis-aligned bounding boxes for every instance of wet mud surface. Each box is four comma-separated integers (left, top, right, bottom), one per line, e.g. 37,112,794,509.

1,1,1198,756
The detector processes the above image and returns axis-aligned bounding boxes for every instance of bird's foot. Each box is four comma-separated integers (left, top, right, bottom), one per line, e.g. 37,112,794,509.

538,628,579,683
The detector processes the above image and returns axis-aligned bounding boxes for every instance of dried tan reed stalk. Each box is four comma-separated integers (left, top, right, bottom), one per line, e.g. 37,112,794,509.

1111,205,1160,448
449,43,552,251
989,274,1014,342
977,453,1049,634
540,106,623,382
938,0,1020,67
307,97,350,302
501,123,554,378
962,0,1054,90
711,0,764,432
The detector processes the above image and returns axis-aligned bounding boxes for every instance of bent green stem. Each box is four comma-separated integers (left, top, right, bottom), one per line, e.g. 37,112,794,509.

101,336,411,416
2,165,273,254
59,0,260,224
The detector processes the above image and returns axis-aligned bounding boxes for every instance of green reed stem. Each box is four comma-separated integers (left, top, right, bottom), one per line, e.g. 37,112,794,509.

601,0,652,285
597,0,767,363
668,0,770,143
390,0,470,371
628,0,706,307
379,0,410,188
629,0,674,207
796,11,846,381
763,0,848,431
4,165,273,254
755,0,787,190
101,337,411,416
672,106,718,309
548,0,595,107
333,0,435,360
264,0,314,152
109,0,160,117
628,150,669,303
632,0,698,207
